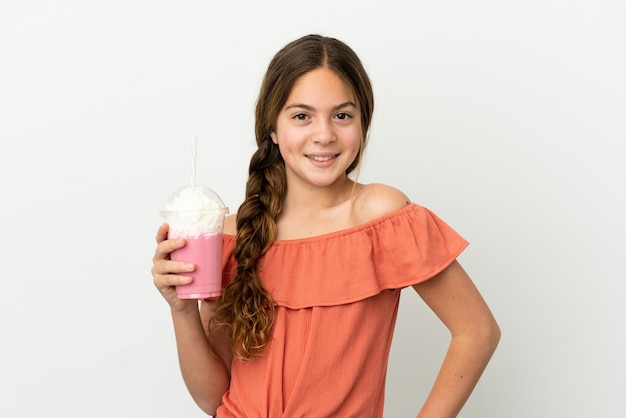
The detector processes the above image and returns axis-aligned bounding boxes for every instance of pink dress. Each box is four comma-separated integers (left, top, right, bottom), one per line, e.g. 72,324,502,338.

215,203,468,418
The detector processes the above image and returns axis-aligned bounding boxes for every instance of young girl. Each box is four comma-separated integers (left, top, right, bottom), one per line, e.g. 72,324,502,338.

152,34,500,417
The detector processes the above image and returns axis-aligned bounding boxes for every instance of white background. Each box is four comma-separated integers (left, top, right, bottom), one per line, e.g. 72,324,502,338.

1,1,624,417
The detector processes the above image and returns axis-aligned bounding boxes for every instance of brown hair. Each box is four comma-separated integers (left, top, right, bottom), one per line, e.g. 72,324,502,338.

209,34,375,360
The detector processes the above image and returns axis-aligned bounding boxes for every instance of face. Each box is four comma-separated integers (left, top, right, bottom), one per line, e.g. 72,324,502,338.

270,68,362,190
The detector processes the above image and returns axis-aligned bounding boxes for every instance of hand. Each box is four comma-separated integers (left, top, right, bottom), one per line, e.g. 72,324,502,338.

151,223,197,312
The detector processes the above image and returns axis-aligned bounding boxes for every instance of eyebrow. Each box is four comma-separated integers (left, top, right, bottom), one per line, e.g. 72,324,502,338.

284,101,357,111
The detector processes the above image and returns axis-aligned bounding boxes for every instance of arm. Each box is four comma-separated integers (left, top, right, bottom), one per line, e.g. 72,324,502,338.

152,224,230,415
412,260,501,418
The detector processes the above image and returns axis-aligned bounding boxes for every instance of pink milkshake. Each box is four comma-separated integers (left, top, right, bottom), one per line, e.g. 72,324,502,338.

161,186,228,299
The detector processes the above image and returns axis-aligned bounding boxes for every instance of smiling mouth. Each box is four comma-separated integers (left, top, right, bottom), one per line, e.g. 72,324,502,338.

307,154,339,162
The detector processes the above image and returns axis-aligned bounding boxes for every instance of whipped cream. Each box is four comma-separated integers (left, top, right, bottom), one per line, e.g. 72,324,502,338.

161,186,227,237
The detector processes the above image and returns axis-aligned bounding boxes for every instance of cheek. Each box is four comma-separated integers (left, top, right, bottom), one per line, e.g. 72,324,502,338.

350,145,360,164
349,132,363,163
277,127,305,148
349,131,362,153
275,135,298,163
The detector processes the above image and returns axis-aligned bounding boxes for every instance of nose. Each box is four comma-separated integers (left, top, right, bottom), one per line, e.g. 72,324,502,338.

312,119,336,145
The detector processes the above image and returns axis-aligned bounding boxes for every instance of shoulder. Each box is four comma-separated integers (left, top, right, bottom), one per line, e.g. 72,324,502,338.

352,183,412,224
223,213,237,236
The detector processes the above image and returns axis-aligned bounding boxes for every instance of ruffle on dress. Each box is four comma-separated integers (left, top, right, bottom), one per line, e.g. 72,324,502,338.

221,203,468,309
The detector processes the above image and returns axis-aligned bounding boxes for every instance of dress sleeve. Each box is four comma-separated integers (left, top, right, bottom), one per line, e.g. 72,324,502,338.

366,204,469,288
221,234,237,288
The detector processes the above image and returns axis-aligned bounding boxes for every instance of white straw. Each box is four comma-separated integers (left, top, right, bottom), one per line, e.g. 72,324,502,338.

190,135,198,187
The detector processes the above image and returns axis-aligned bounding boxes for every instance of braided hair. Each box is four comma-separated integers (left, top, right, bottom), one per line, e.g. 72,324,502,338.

209,34,374,360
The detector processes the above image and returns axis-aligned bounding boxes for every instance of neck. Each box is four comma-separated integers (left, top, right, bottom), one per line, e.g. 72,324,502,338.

283,177,356,213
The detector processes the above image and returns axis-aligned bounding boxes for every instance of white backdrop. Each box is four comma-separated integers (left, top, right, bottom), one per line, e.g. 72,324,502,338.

1,1,624,417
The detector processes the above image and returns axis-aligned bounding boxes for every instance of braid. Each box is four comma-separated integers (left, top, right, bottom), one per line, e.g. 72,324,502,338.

209,139,286,360
209,34,373,361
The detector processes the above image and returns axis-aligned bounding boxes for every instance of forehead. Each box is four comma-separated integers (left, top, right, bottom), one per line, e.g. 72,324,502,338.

286,68,356,104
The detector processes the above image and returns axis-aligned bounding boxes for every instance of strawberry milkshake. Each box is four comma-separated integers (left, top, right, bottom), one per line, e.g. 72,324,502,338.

161,186,228,299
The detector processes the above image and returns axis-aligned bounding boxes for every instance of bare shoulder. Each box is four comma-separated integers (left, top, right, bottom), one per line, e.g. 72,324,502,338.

352,183,412,224
223,213,237,236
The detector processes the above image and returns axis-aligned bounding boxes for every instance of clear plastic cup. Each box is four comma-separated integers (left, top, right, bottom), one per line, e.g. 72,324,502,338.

160,185,228,299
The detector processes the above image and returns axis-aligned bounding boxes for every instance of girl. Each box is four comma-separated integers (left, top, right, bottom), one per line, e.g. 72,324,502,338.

152,34,500,417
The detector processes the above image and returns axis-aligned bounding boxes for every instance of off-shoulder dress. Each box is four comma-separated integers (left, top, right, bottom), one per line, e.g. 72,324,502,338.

215,203,468,418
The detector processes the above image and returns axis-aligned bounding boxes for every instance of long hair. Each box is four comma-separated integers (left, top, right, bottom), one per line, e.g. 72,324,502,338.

209,34,375,360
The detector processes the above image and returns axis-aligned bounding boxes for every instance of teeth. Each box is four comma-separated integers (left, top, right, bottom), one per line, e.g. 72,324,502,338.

309,155,335,162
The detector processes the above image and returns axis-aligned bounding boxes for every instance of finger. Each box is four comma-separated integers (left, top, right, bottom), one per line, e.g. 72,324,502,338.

151,259,195,276
152,237,186,263
155,223,169,243
153,272,193,289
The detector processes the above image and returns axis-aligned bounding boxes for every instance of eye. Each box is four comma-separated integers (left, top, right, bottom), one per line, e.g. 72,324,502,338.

335,112,352,120
293,113,308,121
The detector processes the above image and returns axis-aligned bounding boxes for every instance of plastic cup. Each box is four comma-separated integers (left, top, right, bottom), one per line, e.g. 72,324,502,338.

160,186,229,299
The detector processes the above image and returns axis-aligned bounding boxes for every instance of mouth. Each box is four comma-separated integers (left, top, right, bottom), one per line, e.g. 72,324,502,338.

306,153,339,162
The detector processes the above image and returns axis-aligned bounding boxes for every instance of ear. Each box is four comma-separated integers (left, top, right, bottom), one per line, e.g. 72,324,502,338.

270,132,278,144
